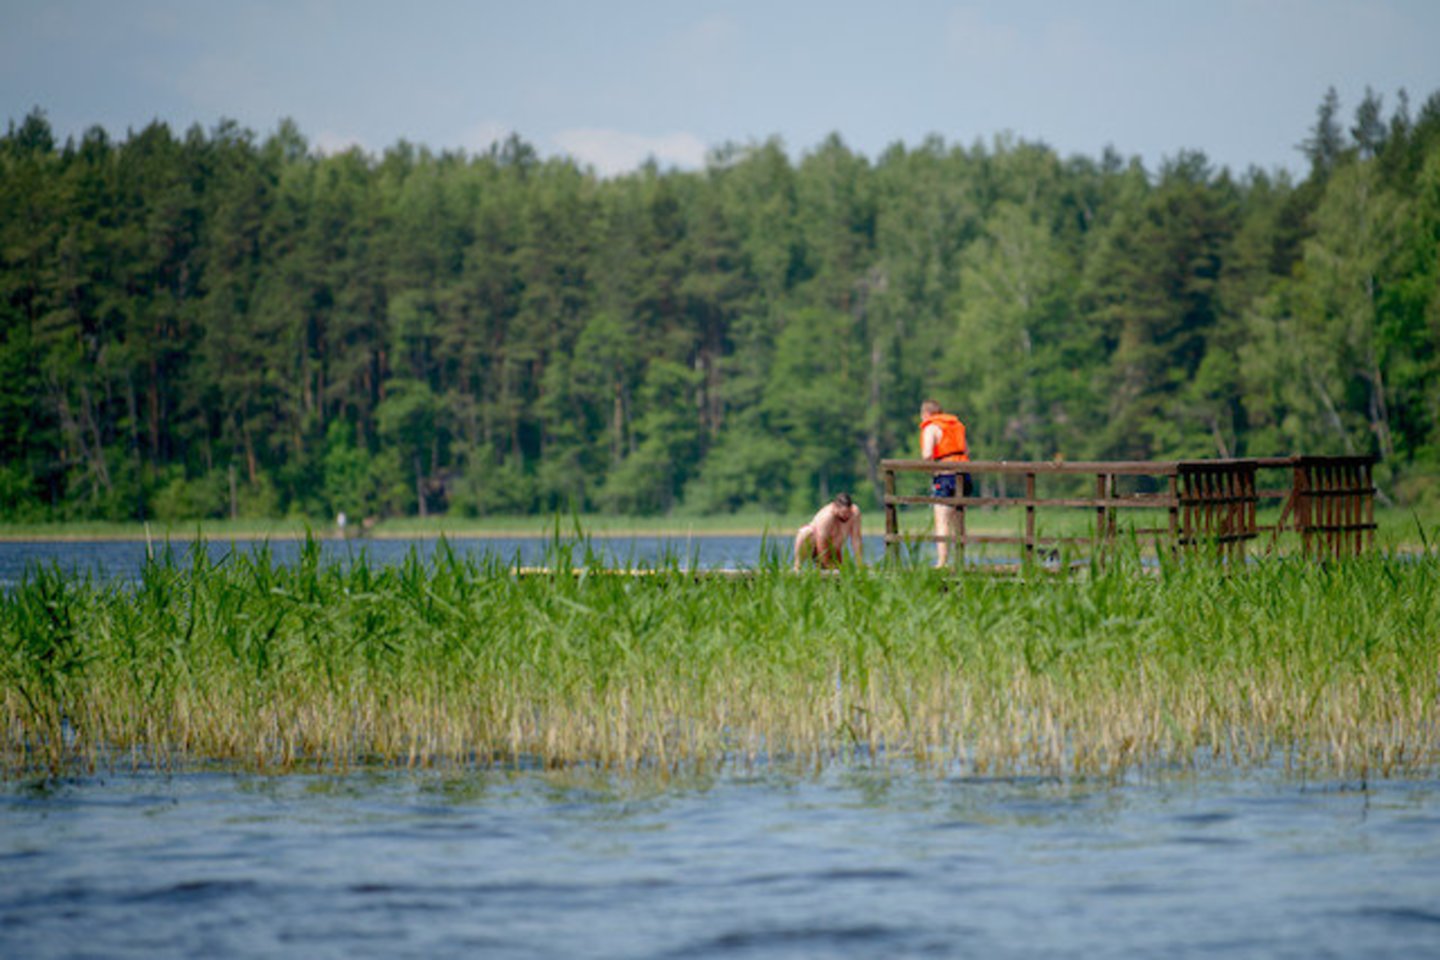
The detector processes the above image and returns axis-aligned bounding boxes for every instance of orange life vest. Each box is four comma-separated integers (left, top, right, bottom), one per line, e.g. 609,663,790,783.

920,413,968,462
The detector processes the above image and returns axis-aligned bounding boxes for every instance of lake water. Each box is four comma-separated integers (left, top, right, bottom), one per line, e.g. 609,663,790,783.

3,766,1438,959
0,534,1047,587
0,535,808,587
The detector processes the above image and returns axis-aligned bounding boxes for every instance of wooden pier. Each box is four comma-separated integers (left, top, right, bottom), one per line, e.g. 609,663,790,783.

882,455,1377,564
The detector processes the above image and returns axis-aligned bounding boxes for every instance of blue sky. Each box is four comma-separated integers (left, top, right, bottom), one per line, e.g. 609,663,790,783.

4,0,1440,176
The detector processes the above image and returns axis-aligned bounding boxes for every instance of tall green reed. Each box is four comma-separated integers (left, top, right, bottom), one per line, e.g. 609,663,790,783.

2,534,1436,779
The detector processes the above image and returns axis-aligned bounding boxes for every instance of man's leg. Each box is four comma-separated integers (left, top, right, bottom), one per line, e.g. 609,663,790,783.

934,504,954,567
932,474,957,567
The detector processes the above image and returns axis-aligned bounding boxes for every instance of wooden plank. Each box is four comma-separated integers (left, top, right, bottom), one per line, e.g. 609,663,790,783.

884,495,1176,509
882,455,1377,474
881,459,1182,476
1292,454,1381,467
1175,494,1260,506
883,534,1151,547
1293,487,1378,499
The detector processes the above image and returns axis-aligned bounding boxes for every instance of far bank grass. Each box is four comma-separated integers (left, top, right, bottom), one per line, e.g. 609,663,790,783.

4,538,1438,780
3,502,1434,553
0,512,807,542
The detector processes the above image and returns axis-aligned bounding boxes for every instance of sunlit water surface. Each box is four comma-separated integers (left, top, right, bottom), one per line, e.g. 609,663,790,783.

3,767,1438,959
0,536,821,586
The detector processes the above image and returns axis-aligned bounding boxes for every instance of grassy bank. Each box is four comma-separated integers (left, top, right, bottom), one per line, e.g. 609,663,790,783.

4,537,1437,780
3,502,1436,549
0,512,810,542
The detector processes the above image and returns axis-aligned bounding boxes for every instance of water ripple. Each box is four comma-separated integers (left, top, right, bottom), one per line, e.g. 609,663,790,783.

1355,906,1440,926
3,769,1440,959
669,922,907,958
125,879,263,904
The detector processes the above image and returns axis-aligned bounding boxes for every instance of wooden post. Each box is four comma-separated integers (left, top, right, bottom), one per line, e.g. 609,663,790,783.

1244,466,1255,555
1336,464,1348,559
1363,460,1375,554
1109,474,1119,540
884,466,898,562
1210,470,1222,556
1204,471,1216,552
1025,471,1036,564
1220,470,1231,560
1225,469,1238,562
1294,461,1312,558
955,479,966,568
1347,463,1359,558
1240,465,1256,563
1095,473,1106,553
1350,462,1363,557
1322,462,1335,557
1331,463,1342,560
1168,473,1180,561
1095,473,1115,553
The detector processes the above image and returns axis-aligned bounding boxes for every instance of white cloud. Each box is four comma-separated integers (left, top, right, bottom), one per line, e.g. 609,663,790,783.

551,128,708,177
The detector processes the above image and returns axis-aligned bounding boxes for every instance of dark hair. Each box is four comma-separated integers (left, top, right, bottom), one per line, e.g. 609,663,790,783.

833,493,854,508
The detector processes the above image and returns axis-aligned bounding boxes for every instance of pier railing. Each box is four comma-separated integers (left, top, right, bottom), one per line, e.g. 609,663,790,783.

881,455,1376,564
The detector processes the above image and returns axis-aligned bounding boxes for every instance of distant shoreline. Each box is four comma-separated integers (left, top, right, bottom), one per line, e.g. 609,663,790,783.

0,520,823,544
2,505,1430,547
0,529,795,544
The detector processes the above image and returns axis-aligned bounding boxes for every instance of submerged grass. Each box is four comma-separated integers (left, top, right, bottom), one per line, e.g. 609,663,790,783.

3,534,1438,781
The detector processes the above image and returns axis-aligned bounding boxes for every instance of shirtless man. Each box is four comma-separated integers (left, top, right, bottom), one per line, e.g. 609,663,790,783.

793,493,864,570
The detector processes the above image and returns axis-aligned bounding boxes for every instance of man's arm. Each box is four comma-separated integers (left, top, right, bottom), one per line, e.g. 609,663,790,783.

921,424,938,461
849,509,863,565
793,525,811,571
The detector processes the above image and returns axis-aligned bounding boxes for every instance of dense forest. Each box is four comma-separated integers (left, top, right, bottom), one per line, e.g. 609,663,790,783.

2,87,1439,522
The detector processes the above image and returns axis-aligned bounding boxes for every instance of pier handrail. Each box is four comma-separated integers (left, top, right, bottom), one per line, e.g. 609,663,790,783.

881,455,1377,564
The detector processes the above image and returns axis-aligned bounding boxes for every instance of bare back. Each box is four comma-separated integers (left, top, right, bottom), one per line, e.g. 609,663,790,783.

794,501,863,569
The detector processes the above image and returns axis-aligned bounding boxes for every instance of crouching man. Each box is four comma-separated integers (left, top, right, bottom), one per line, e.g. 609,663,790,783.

793,493,863,570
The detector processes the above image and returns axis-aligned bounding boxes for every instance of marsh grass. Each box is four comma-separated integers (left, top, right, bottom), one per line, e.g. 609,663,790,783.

3,533,1437,780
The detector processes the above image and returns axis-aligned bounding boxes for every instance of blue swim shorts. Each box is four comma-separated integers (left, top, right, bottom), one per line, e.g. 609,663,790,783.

932,474,973,499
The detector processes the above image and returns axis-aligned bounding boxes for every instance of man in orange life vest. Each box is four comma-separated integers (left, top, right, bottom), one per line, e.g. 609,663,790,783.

920,400,970,567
